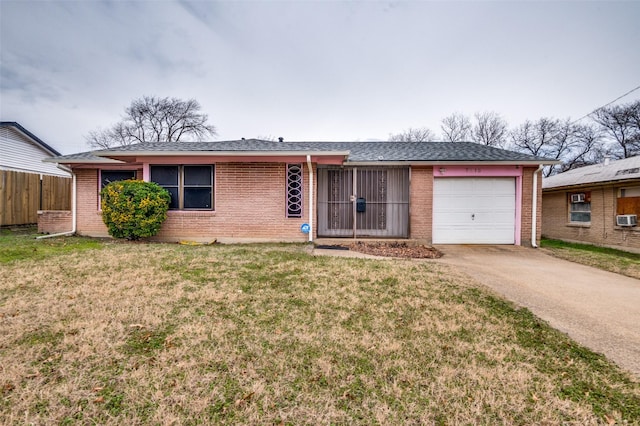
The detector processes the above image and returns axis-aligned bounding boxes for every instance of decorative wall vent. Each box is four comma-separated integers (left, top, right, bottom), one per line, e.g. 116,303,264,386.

286,164,303,218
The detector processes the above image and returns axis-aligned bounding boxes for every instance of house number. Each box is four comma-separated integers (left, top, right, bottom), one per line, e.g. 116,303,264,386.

466,168,482,173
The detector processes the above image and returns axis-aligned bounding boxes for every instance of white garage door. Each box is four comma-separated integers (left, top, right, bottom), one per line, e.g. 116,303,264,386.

433,177,516,244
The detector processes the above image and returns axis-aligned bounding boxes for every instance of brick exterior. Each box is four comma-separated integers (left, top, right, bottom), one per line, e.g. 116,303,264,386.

75,163,315,242
37,210,72,234
76,169,109,237
406,166,540,246
520,166,542,247
70,163,542,245
408,166,433,242
542,183,640,253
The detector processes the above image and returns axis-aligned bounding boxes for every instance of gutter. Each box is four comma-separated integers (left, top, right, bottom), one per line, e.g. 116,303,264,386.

95,150,351,158
43,158,124,164
344,160,560,167
531,164,544,248
307,155,314,243
36,172,76,239
543,176,640,192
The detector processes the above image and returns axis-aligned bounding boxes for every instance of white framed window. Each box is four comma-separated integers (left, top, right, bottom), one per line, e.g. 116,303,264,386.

286,164,303,218
569,192,590,223
150,165,214,210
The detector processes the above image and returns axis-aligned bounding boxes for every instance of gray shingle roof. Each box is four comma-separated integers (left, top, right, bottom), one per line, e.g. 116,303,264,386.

543,156,640,189
48,140,556,164
42,151,123,163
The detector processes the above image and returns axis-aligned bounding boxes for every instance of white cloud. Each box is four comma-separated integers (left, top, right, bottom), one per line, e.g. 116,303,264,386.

1,0,639,153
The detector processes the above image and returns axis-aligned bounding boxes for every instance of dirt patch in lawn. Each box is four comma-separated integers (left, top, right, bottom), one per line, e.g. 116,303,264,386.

347,241,443,259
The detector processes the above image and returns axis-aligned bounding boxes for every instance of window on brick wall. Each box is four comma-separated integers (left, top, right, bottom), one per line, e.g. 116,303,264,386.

617,186,640,216
286,164,303,218
150,165,214,210
569,192,591,223
100,170,136,188
98,170,138,210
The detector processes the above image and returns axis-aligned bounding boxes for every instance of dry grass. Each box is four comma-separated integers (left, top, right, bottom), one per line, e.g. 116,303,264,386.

1,239,639,425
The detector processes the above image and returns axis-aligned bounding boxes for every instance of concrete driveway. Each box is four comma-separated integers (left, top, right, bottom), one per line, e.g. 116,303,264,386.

434,245,640,378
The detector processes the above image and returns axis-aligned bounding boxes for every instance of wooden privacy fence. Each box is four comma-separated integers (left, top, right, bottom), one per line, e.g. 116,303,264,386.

0,170,72,226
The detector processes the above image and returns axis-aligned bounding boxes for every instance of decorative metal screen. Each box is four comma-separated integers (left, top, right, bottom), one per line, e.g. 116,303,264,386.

327,169,353,229
317,166,409,238
356,169,387,230
286,164,303,218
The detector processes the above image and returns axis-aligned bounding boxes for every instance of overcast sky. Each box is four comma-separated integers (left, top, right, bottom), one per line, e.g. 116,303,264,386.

1,0,639,154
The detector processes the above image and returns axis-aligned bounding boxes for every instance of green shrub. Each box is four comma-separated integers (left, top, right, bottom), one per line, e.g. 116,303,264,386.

100,180,170,240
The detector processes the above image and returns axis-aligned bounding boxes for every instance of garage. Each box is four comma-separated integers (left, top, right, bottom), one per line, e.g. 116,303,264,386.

433,177,516,244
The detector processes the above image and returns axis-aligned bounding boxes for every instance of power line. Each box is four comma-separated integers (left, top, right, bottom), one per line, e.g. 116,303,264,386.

571,84,640,125
516,84,640,169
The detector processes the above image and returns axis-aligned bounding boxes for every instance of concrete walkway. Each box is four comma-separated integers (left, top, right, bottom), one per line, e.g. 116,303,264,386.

433,245,640,378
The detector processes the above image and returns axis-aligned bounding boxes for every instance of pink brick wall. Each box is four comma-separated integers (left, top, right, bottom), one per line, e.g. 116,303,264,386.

407,166,539,246
408,166,433,242
76,169,110,237
75,163,314,242
72,163,542,245
37,210,72,234
520,167,541,246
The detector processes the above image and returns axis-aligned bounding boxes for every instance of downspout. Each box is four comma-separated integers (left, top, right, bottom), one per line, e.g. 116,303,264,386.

531,164,544,248
306,155,314,243
37,171,76,239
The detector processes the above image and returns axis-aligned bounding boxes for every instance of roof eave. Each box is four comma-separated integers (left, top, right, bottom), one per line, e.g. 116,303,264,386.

43,158,125,164
346,160,560,166
95,150,352,158
543,176,640,191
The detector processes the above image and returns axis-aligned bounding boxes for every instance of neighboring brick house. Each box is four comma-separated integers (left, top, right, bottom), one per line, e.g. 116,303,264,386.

542,156,640,252
44,140,554,245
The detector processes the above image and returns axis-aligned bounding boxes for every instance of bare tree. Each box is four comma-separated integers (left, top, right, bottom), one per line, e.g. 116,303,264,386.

440,113,471,142
510,117,606,176
86,96,217,149
631,100,640,131
559,123,606,172
510,117,558,158
471,111,508,147
591,100,640,158
388,127,436,142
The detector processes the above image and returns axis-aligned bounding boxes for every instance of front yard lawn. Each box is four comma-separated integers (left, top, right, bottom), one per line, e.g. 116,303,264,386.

541,238,640,279
0,227,102,264
1,234,639,424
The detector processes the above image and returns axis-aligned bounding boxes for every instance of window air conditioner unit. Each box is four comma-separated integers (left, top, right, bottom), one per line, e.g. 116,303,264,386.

571,193,585,203
616,214,638,227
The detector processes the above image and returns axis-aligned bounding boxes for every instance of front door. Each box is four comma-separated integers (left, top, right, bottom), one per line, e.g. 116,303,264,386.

317,167,409,238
